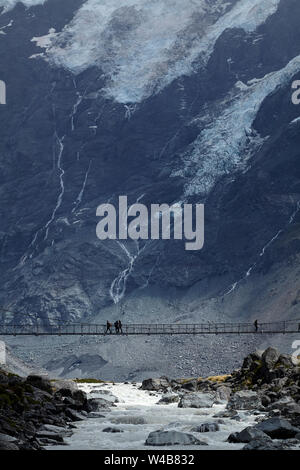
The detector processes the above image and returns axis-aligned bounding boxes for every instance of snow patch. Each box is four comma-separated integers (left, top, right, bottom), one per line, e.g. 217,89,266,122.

31,28,57,49
0,0,46,13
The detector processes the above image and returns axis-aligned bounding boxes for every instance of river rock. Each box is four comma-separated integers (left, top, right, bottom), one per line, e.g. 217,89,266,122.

36,431,64,442
157,394,179,404
191,423,220,433
226,390,262,410
0,441,20,450
255,417,300,439
141,377,170,391
180,379,198,391
242,351,263,370
65,408,85,422
243,436,279,450
145,430,207,446
215,385,231,402
40,424,73,437
262,347,280,370
112,416,146,425
178,393,215,409
277,354,294,368
102,427,123,433
85,397,111,412
267,396,296,411
228,426,267,443
0,433,18,443
213,409,240,420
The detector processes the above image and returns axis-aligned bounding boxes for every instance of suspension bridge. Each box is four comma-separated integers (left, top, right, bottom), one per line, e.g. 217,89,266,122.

0,319,299,336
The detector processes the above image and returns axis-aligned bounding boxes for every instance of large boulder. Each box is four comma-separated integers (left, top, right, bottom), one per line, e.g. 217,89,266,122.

141,377,170,392
255,417,300,439
215,385,231,402
85,397,112,412
145,430,207,446
228,426,267,443
227,390,262,410
178,393,215,409
262,348,280,370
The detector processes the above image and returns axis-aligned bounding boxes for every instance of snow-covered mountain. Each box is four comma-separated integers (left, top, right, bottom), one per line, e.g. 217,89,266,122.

1,0,300,333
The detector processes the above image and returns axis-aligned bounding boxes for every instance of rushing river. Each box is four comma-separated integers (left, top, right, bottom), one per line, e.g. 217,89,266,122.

49,382,265,450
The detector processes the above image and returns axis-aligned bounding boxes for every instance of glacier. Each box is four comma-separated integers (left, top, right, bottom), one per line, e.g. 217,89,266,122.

174,54,300,197
30,0,281,104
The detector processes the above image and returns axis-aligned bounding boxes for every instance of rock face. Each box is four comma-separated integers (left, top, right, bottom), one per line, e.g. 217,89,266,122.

227,391,262,411
145,430,207,447
178,393,215,409
0,0,300,329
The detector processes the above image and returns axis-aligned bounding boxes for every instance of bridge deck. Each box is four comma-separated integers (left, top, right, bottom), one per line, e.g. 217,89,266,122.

0,320,300,336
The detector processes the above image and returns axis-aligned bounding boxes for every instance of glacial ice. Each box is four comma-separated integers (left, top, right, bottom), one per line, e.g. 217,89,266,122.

31,0,281,104
175,54,300,197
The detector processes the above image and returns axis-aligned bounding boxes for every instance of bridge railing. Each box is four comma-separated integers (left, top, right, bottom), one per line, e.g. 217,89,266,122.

0,320,299,335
